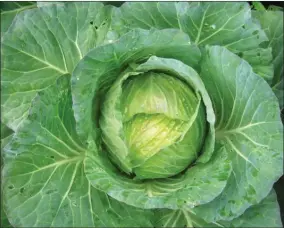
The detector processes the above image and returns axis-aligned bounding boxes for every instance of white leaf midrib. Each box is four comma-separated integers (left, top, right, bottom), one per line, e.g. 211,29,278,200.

216,121,278,137
8,155,84,178
2,43,68,75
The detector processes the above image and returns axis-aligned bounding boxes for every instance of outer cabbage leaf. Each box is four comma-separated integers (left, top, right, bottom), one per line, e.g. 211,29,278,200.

192,46,283,221
154,189,282,227
273,79,284,111
1,123,13,150
252,10,283,107
0,2,36,36
1,2,112,131
85,140,230,210
2,75,153,227
1,124,13,228
36,2,64,8
110,2,273,80
227,189,282,227
1,201,12,228
252,10,283,85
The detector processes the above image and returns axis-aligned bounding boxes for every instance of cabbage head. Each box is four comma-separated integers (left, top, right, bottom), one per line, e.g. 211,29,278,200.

1,2,283,227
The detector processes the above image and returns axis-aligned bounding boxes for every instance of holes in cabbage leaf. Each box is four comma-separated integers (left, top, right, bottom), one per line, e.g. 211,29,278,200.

90,21,98,29
20,187,25,193
242,25,246,29
50,155,55,159
8,185,14,190
260,41,269,47
252,30,259,35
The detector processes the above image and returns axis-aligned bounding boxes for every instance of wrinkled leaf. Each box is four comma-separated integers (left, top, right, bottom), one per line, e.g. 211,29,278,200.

252,10,283,107
192,46,283,221
1,123,13,228
0,1,36,36
110,2,273,80
154,189,282,227
1,2,112,131
2,75,154,227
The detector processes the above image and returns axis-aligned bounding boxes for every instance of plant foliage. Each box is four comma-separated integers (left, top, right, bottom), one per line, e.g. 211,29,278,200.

1,2,283,227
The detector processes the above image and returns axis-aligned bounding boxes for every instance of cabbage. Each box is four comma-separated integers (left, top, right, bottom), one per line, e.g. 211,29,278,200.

1,2,283,227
